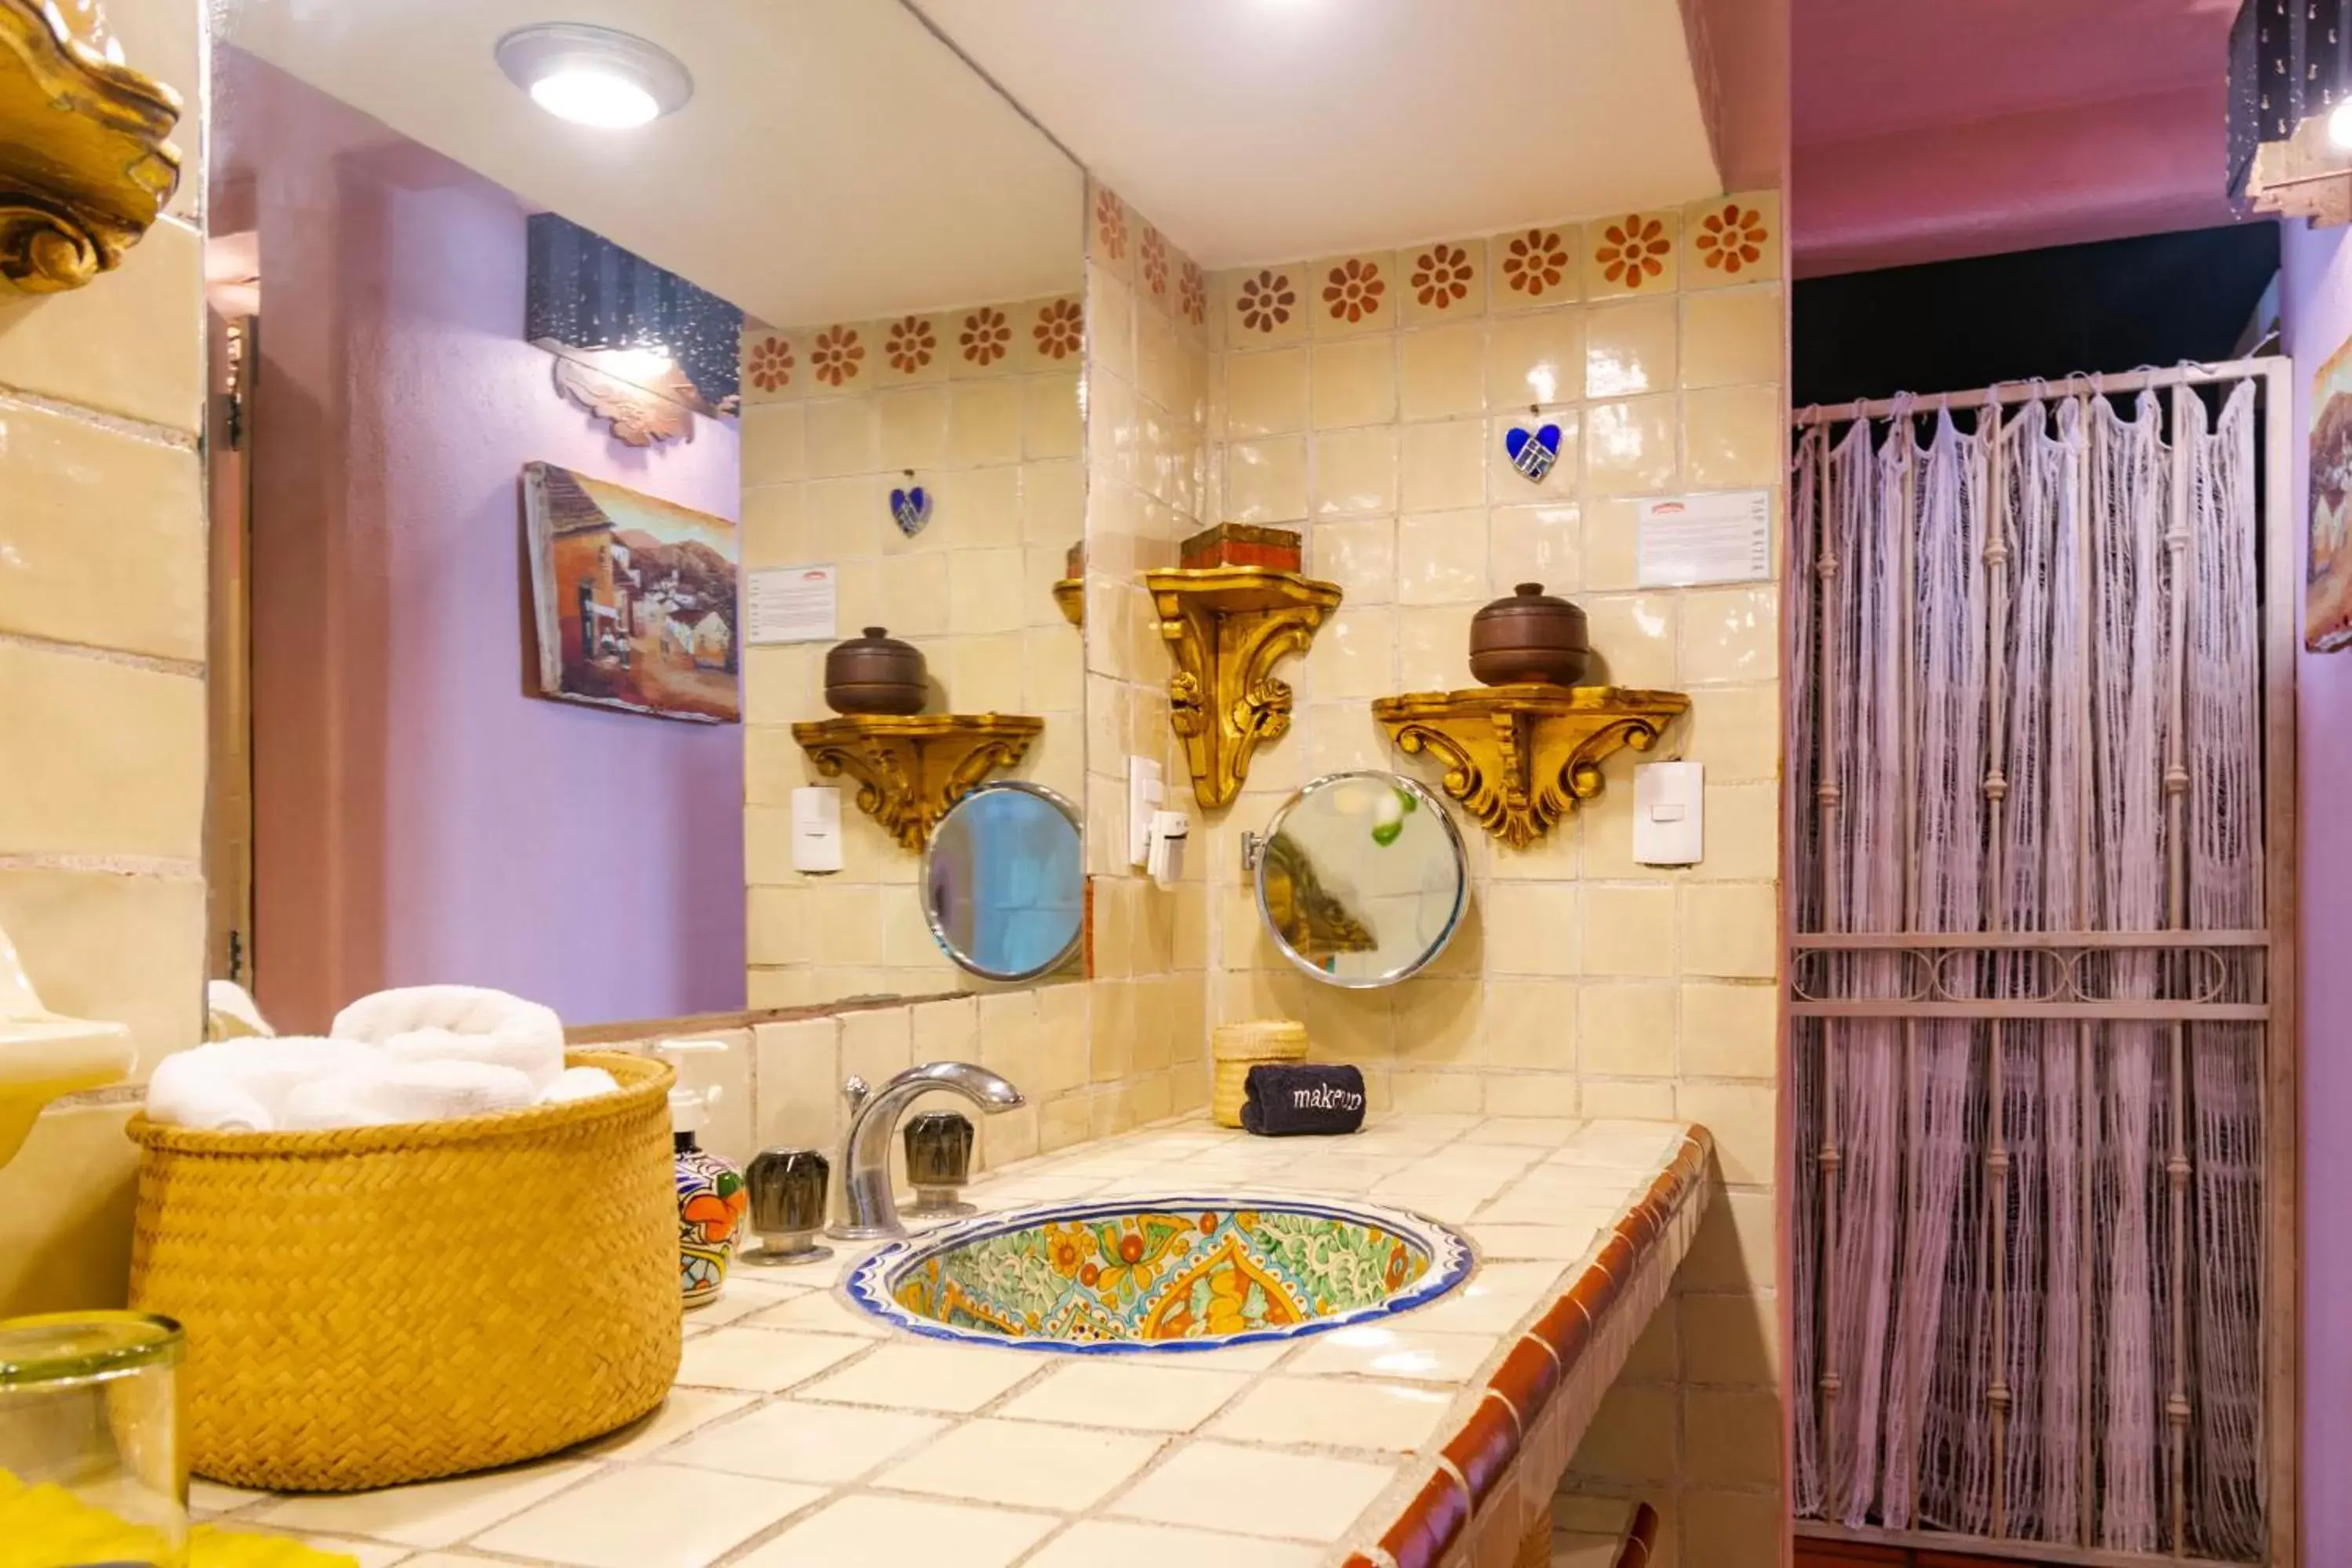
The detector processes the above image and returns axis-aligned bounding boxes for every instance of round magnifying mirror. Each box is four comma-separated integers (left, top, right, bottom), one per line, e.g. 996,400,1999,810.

1254,771,1468,987
922,782,1085,982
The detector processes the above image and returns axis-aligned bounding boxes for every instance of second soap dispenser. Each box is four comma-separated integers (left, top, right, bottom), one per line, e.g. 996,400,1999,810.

656,1039,745,1308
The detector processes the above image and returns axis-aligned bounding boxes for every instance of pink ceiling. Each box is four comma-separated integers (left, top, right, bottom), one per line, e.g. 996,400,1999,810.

1794,0,2247,276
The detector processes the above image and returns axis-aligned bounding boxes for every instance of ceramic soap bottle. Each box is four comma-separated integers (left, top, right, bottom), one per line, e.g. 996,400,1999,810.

655,1040,745,1308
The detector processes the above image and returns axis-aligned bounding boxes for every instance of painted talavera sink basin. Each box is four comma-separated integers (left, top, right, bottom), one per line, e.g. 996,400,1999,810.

844,1195,1472,1352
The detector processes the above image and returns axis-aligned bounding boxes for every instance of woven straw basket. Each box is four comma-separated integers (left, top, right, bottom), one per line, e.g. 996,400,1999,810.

1210,1018,1309,1128
125,1050,680,1492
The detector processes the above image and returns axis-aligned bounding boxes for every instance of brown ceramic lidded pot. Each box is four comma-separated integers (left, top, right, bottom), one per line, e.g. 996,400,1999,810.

824,626,927,714
1468,583,1590,687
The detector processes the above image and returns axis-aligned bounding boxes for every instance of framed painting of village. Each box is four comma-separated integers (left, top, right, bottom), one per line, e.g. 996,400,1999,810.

523,461,742,722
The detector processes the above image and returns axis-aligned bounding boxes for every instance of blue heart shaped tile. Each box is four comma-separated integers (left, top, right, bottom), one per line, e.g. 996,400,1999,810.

890,485,933,537
1504,422,1562,483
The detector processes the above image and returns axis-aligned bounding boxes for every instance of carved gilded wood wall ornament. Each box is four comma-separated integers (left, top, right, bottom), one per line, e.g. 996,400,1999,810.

1142,566,1343,811
1370,684,1689,848
789,713,1044,851
0,0,183,293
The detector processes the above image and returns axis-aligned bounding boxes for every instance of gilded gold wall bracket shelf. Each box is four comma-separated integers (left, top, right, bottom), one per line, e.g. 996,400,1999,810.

1370,684,1690,849
789,713,1044,851
1051,577,1084,627
0,0,184,293
1142,566,1343,811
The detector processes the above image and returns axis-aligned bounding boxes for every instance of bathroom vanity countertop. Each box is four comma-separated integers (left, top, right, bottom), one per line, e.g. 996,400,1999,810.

200,1111,1713,1568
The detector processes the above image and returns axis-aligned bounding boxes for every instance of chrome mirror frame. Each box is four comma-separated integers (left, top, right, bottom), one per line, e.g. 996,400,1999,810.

1251,770,1468,989
919,780,1084,983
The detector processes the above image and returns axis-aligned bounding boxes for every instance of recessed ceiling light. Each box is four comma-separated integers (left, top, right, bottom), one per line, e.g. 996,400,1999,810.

2332,97,2352,152
495,24,692,129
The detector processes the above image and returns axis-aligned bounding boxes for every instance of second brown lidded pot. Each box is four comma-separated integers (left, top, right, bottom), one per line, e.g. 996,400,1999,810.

824,626,927,715
1468,583,1589,687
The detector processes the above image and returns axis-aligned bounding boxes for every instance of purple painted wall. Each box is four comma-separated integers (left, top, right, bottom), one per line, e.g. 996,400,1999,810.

2280,216,2349,1565
223,54,744,1032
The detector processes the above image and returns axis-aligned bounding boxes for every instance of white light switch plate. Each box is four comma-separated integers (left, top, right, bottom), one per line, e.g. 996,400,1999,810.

791,786,844,874
1128,757,1164,866
1632,760,1703,866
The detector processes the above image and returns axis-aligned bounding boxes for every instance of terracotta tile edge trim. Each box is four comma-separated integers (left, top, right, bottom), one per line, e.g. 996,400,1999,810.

1375,1459,1473,1568
1352,1123,1719,1561
1617,1499,1662,1567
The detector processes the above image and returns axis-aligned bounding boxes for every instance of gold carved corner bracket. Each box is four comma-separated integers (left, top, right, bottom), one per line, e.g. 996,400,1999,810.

1,0,184,294
1142,567,1343,811
789,713,1044,851
1370,684,1690,849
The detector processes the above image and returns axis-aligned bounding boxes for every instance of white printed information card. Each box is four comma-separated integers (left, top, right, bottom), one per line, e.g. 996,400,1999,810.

746,564,838,644
1635,490,1772,587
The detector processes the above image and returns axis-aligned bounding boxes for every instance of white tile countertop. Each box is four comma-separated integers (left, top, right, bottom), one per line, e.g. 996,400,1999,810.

194,1112,1715,1568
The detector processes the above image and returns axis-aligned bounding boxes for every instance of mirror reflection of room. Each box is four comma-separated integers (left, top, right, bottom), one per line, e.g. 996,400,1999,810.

203,2,1086,1032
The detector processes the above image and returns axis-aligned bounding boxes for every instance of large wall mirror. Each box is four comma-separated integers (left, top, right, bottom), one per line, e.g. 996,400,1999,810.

205,2,1087,1033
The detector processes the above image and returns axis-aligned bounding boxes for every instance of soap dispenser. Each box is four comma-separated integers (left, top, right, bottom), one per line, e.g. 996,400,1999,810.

655,1039,744,1308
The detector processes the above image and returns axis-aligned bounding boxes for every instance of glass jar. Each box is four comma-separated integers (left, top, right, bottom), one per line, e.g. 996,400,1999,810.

0,1312,188,1567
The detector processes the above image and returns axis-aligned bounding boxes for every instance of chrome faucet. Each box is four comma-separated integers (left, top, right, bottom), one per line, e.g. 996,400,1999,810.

829,1061,1024,1240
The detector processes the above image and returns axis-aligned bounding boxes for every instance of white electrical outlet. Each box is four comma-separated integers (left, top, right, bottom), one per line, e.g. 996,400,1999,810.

1632,761,1703,866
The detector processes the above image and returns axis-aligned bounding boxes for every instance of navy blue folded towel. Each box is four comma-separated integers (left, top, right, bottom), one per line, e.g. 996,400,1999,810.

1241,1063,1367,1136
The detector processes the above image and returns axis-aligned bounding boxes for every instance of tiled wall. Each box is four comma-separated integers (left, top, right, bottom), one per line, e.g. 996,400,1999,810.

0,0,209,1315
735,296,1087,1007
1076,185,1215,1134
1174,197,1788,1566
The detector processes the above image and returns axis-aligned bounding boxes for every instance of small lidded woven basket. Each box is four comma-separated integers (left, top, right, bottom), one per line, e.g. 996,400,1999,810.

1210,1018,1309,1128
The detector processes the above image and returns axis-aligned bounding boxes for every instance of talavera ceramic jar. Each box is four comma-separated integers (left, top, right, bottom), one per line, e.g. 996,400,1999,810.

824,626,927,714
1468,583,1589,686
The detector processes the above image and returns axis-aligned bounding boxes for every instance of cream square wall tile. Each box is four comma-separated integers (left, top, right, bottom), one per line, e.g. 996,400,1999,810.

1314,517,1398,604
739,485,807,572
1396,511,1487,604
1483,881,1580,975
1581,495,1642,590
948,380,1025,466
1682,286,1784,389
1490,500,1581,593
1680,883,1778,979
1582,884,1675,977
0,216,201,432
1308,250,1398,336
0,645,204,859
0,407,202,660
1399,419,1486,514
1487,307,1586,409
1399,321,1487,420
1312,426,1399,517
1579,984,1678,1076
1483,978,1577,1069
1225,346,1309,436
804,395,880,478
1685,383,1784,488
949,547,1030,635
0,867,202,1072
1585,298,1679,398
1681,585,1777,684
1395,604,1475,692
1024,372,1083,459
741,402,807,485
1693,781,1780,881
1686,683,1780,780
1311,337,1398,429
1226,436,1308,523
1399,238,1489,323
1489,224,1580,310
1681,982,1777,1080
1582,593,1679,688
1585,395,1679,495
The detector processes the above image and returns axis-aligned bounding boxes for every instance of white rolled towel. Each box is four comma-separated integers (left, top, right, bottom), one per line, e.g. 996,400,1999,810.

144,1037,379,1130
331,985,565,1092
281,1059,536,1130
539,1065,620,1105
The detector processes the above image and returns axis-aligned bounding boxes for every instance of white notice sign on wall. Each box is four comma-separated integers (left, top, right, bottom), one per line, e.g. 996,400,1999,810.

746,565,838,644
1635,491,1772,587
